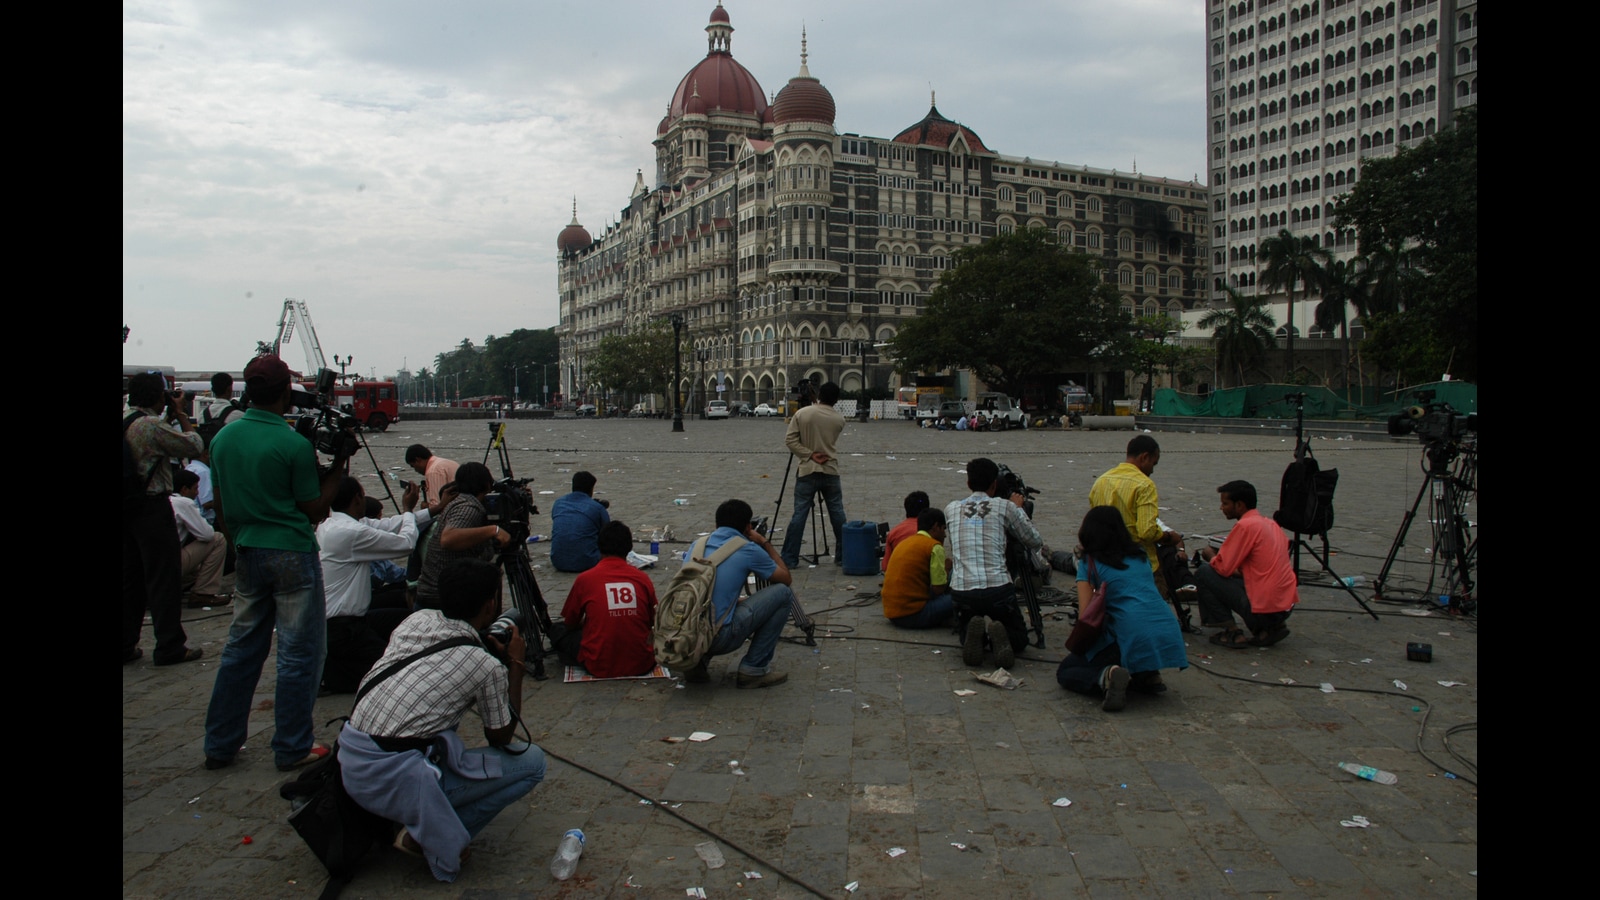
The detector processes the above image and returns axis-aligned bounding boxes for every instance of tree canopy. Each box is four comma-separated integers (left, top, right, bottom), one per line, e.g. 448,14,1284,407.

1333,106,1477,381
888,227,1130,397
587,323,682,400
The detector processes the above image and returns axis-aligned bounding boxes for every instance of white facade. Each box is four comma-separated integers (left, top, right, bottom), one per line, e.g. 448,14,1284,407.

1196,0,1477,346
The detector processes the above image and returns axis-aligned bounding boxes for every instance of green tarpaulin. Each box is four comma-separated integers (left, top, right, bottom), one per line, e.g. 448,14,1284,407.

1151,381,1475,420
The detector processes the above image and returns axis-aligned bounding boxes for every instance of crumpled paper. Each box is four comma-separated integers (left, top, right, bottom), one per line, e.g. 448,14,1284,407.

974,668,1024,690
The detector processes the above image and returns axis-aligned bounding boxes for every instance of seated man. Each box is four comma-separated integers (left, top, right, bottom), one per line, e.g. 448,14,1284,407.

339,558,544,883
415,463,512,610
559,521,659,677
318,477,431,694
171,469,229,608
945,457,1044,669
882,508,955,629
365,497,413,610
1194,480,1298,648
549,471,610,573
881,490,930,573
685,499,796,688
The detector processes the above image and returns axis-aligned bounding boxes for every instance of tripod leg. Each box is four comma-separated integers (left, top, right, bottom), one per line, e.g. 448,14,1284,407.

1019,569,1045,648
1298,537,1379,620
1374,475,1431,600
504,547,552,680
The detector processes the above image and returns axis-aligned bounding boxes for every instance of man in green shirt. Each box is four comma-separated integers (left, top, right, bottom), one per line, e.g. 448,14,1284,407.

203,355,349,772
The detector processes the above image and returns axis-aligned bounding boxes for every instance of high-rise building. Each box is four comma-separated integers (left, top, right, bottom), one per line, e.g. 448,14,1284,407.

558,3,1210,410
1203,0,1477,353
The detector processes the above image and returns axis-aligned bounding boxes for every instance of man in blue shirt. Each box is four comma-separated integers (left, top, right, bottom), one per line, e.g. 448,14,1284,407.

685,499,795,688
549,471,610,573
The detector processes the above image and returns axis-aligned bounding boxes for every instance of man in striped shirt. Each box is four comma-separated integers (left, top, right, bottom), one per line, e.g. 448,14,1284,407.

944,458,1043,670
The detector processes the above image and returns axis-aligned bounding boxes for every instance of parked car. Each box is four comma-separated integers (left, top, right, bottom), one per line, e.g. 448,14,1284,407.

729,400,753,417
937,400,968,420
704,400,730,419
575,404,597,417
753,403,780,417
975,392,1028,430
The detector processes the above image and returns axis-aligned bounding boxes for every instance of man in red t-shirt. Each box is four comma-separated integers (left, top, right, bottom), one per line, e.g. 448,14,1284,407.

1195,480,1299,648
880,491,930,573
560,522,660,677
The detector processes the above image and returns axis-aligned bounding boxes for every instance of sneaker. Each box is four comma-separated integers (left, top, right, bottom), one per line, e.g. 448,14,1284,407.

683,658,710,684
963,617,987,666
988,619,1014,669
735,671,788,689
1101,665,1131,712
203,755,233,771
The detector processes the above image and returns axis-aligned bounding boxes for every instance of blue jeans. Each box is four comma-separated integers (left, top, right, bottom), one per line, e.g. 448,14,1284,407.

438,743,547,837
781,473,846,565
889,593,955,629
204,548,327,768
707,583,794,676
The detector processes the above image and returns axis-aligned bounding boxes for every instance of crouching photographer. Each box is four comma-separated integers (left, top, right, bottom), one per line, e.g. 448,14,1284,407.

340,558,545,883
413,462,513,610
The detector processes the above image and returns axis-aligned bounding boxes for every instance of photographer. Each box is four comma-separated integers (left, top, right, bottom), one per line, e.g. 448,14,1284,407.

340,558,545,883
780,381,848,567
414,462,513,610
945,458,1043,669
203,354,350,773
122,371,206,665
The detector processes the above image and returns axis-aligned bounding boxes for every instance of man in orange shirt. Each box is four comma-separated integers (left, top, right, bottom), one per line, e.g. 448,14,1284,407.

405,444,462,516
881,509,953,629
1195,480,1298,648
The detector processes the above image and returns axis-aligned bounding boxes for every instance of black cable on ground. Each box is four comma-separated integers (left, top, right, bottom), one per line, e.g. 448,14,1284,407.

536,745,837,900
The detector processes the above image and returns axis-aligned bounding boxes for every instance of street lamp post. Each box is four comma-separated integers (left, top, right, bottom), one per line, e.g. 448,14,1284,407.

333,354,353,383
541,363,549,407
669,312,685,432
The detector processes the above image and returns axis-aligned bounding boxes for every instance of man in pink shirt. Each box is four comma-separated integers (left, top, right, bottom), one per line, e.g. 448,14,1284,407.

1194,480,1298,648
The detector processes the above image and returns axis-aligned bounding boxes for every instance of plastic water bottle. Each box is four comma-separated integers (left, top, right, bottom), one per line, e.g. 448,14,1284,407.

1337,762,1397,785
550,829,585,881
1340,576,1365,588
527,534,546,544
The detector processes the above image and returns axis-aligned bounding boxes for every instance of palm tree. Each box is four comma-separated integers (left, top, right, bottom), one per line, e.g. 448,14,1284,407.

1260,229,1332,378
1315,257,1371,391
1199,286,1277,387
1362,240,1414,318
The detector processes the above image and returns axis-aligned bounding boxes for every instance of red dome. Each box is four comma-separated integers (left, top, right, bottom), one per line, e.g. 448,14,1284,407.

772,75,835,126
684,89,709,116
893,104,990,153
657,114,672,135
670,54,767,120
558,207,591,254
709,4,730,24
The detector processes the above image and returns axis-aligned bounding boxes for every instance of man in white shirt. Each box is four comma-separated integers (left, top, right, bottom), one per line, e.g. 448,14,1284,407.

318,476,431,693
171,469,229,608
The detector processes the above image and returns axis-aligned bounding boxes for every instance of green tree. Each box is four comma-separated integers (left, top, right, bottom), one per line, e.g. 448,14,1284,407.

1259,228,1332,376
587,324,682,403
1199,287,1277,387
484,328,560,400
1333,106,1477,381
1314,257,1371,388
889,227,1130,397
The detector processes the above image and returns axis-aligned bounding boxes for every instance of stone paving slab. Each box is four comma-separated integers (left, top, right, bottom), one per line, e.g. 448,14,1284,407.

125,419,1477,897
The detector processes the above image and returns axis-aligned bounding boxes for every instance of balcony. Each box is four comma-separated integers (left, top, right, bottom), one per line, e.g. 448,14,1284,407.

767,258,843,277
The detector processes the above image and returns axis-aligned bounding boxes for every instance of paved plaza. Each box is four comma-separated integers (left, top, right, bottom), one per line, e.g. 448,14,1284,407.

123,417,1477,898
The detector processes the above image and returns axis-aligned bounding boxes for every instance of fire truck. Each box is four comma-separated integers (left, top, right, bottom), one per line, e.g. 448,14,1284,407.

268,299,401,431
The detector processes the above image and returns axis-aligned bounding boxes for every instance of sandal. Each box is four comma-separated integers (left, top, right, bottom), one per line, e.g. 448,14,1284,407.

276,743,331,771
1208,629,1252,649
393,827,424,858
1250,627,1290,648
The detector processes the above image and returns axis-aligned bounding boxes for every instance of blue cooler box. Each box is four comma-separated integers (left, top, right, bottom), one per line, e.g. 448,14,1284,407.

841,520,880,575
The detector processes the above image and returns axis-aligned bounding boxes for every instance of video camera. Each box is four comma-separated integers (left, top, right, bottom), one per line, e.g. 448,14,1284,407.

291,368,361,458
484,477,538,545
750,514,771,539
791,379,817,410
1386,393,1476,445
995,463,1040,514
482,607,530,666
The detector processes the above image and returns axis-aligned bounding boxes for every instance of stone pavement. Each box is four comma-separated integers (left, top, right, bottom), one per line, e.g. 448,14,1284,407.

124,418,1477,898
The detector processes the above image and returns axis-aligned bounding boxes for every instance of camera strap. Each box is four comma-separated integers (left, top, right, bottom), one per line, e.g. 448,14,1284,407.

353,636,481,707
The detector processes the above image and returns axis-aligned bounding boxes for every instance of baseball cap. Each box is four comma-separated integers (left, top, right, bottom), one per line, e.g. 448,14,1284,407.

243,354,292,387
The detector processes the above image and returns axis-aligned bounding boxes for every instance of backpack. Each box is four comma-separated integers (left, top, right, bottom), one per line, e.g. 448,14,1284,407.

652,535,747,671
1273,454,1338,536
196,400,243,450
123,412,161,504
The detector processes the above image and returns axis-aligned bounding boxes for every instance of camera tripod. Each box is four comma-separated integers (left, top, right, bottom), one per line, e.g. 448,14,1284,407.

1374,436,1477,611
1276,394,1379,620
484,423,558,678
771,451,833,566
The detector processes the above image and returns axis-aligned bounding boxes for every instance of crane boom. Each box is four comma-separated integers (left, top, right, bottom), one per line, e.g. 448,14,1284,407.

270,299,328,376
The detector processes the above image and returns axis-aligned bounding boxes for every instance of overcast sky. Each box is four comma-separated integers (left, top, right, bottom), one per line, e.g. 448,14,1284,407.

123,0,1205,381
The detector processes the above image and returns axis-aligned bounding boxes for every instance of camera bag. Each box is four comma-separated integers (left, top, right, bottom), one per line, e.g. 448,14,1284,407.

1273,455,1338,536
652,535,746,672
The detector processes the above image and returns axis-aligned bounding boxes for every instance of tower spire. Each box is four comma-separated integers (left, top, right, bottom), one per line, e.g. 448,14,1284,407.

569,196,579,225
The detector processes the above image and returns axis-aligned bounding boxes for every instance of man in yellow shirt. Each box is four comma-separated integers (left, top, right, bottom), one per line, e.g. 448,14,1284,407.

1089,435,1185,607
881,509,954,629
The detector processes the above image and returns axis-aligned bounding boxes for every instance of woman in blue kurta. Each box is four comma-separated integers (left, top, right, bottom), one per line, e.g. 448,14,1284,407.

1057,506,1189,711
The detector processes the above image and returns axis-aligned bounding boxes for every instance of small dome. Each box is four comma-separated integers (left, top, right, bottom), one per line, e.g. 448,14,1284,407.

557,201,591,254
684,84,709,116
772,72,835,126
893,103,990,153
657,113,672,135
709,3,729,25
